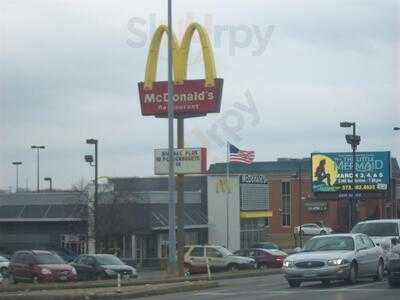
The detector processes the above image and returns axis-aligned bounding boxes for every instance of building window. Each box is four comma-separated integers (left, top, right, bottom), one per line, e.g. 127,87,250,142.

240,218,268,249
281,182,291,226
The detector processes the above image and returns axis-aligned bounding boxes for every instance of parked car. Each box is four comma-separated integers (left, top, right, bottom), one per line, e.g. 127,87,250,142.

251,242,282,250
294,223,333,236
282,234,385,287
234,248,287,268
9,250,77,283
71,254,137,281
0,256,10,277
387,238,400,287
351,219,400,266
184,245,256,274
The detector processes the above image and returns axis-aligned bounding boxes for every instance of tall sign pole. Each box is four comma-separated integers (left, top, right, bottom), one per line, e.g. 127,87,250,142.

176,119,185,276
167,0,177,274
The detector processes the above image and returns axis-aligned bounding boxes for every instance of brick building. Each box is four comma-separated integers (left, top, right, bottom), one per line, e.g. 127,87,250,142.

207,156,400,250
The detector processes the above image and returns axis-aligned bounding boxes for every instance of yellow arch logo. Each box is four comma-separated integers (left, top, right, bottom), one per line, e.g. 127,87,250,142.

144,23,217,90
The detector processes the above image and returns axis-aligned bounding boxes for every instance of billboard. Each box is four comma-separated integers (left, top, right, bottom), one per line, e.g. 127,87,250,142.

311,152,390,193
138,23,223,118
154,148,207,175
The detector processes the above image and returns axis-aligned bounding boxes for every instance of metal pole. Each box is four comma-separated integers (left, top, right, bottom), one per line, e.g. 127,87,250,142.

167,0,177,274
94,141,98,253
176,118,185,277
16,165,19,192
226,142,230,250
36,148,40,192
298,162,303,247
352,124,356,228
50,178,53,191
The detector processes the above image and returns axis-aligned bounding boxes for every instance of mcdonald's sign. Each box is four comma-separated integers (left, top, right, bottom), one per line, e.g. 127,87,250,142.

138,23,223,117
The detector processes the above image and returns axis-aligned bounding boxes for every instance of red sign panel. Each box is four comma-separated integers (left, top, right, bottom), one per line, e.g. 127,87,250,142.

138,79,223,117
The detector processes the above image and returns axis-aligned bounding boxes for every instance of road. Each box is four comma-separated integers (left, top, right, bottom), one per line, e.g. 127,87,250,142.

130,273,399,300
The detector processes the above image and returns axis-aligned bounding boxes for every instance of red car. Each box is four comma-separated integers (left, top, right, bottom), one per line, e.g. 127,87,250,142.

234,248,287,268
9,250,77,283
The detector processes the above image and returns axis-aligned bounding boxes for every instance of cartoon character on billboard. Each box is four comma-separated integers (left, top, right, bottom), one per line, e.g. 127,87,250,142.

312,154,339,192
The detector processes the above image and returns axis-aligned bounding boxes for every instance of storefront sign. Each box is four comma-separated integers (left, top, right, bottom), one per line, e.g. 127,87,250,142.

311,152,390,193
154,148,207,175
138,23,223,118
240,175,267,184
304,201,328,211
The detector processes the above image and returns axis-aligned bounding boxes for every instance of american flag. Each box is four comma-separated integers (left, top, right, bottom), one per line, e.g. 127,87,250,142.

229,143,255,164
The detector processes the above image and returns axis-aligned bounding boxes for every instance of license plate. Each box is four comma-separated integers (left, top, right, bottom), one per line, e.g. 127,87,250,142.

304,271,316,278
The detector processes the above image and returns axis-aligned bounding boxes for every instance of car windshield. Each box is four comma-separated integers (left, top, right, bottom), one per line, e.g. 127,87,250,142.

351,222,399,237
35,253,65,264
95,255,124,266
303,236,354,251
216,247,233,256
255,243,279,249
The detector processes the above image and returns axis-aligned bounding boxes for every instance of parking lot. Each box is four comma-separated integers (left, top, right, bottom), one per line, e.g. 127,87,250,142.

133,274,400,300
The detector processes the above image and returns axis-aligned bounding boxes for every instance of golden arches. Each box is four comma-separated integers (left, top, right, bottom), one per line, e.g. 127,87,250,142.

143,23,217,90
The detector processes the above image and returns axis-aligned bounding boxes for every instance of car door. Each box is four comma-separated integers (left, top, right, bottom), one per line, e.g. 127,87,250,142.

354,235,369,276
24,253,36,281
362,235,380,275
206,247,226,271
71,256,87,280
11,253,24,280
187,247,206,272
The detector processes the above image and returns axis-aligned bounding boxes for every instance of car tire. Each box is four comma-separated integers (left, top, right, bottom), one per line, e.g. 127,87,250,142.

321,279,330,286
320,230,326,235
227,263,239,272
388,276,399,288
0,267,8,277
373,260,384,281
288,279,301,288
345,262,358,284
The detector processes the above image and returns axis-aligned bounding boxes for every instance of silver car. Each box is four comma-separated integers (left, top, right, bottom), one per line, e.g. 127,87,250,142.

283,234,385,287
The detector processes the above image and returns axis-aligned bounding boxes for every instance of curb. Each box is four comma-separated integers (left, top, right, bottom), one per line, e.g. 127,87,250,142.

0,269,280,293
0,281,218,300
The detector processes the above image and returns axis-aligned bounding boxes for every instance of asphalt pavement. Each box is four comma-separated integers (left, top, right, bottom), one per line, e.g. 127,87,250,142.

129,273,400,300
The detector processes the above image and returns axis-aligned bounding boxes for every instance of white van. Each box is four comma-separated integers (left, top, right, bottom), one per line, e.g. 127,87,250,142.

351,219,400,266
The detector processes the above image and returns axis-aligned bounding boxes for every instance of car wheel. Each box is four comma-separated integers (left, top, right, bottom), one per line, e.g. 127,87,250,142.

345,262,358,284
288,279,301,288
227,263,239,272
321,279,330,286
320,230,326,235
374,260,384,281
388,276,399,288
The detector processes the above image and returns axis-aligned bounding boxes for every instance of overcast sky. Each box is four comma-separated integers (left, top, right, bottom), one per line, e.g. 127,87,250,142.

1,0,399,191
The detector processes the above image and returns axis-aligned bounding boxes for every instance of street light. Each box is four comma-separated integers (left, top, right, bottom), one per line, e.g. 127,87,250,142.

291,159,304,247
31,145,45,192
85,139,98,254
44,177,52,191
12,162,22,193
340,121,360,231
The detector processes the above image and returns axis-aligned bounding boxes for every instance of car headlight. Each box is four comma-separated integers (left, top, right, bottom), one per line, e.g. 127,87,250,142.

327,258,347,266
41,268,52,275
104,269,116,275
283,260,294,268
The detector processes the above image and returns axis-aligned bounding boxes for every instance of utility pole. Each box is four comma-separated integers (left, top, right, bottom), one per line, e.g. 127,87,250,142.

176,118,185,277
30,145,45,192
12,162,22,193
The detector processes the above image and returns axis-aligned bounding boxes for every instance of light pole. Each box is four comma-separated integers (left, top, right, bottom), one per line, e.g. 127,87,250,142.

31,145,45,192
291,159,303,247
85,139,98,253
340,122,360,231
12,162,22,193
44,177,52,191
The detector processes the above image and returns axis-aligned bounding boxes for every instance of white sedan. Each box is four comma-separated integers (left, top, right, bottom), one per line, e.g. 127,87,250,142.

294,223,333,236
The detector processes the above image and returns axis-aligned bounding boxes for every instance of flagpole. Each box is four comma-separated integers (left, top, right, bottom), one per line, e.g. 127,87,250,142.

226,142,230,250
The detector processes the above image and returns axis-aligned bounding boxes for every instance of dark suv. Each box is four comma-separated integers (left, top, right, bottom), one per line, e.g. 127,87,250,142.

9,250,77,283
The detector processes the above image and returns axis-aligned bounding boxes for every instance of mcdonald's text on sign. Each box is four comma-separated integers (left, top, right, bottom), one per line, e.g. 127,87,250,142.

154,148,207,175
138,23,223,118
